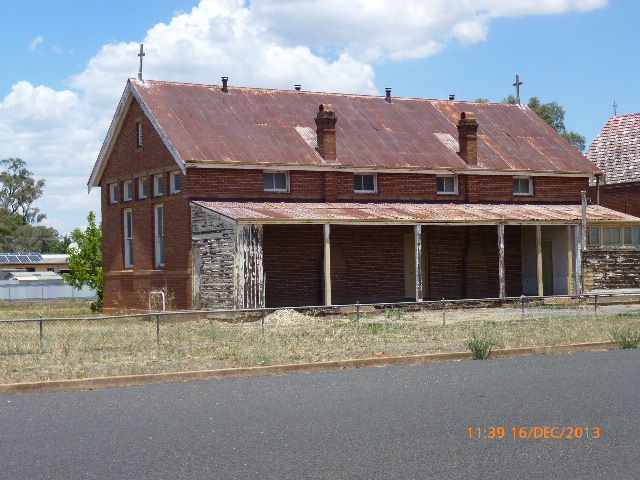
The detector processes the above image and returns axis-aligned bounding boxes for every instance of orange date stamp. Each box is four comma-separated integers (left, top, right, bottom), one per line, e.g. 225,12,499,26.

468,427,601,439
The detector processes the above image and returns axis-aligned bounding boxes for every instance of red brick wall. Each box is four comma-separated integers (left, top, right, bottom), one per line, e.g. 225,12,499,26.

101,100,192,312
589,183,640,218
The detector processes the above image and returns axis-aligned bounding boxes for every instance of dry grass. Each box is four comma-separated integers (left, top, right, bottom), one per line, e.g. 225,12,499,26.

1,301,639,384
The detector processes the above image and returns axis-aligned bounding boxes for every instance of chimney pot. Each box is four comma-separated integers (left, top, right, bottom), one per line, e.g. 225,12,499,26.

221,76,228,93
295,85,301,91
385,87,392,103
449,94,455,101
457,111,479,165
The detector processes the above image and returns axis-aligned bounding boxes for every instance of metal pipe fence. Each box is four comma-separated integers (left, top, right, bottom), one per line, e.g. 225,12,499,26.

1,293,640,356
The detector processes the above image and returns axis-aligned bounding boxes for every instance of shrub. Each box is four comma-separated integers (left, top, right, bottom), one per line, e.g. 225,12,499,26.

467,330,496,360
610,328,640,349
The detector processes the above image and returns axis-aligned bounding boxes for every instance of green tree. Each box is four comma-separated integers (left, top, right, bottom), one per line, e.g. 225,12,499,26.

62,211,103,312
0,158,46,224
503,95,586,152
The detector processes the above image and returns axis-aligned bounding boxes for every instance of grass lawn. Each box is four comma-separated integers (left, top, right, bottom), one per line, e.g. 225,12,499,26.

0,300,639,384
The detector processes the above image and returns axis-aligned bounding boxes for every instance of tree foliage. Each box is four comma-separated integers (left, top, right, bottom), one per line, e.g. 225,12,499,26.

0,157,69,253
0,158,46,224
503,95,586,152
62,211,103,312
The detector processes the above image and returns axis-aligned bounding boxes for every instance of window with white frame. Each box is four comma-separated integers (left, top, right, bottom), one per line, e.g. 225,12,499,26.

109,183,118,204
264,172,289,192
154,205,165,269
138,177,148,199
436,175,457,194
170,171,181,195
123,180,133,202
124,209,133,269
354,173,377,194
513,177,533,196
587,226,601,246
136,121,143,148
153,174,164,197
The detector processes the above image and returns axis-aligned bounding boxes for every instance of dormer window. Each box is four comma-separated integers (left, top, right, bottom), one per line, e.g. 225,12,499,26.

264,172,289,192
437,175,458,195
354,173,377,194
170,171,181,195
514,177,533,196
109,183,118,204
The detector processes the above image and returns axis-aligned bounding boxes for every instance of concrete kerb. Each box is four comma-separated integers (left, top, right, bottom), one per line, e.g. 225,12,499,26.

0,341,619,395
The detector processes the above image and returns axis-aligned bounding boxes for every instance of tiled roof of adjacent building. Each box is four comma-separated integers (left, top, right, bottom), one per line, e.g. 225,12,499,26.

89,79,600,188
586,113,640,185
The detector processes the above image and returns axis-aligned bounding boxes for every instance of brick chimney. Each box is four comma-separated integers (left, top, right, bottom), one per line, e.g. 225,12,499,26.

457,112,479,165
315,104,337,161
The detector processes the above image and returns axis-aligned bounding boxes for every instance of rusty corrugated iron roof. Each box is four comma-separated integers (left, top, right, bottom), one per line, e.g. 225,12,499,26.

193,201,639,224
130,79,600,175
586,113,640,185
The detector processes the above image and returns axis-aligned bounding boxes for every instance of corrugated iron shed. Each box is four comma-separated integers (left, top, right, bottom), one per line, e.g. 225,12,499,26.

124,79,599,175
193,201,639,225
586,113,640,185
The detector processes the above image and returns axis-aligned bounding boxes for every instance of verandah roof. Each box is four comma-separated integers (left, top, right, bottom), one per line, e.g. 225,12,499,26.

192,201,640,225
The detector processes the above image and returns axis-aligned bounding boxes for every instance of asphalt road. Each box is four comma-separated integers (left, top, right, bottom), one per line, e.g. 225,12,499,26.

1,349,639,479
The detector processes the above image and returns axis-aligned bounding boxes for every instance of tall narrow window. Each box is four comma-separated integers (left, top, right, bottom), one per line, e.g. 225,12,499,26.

354,173,377,193
136,122,143,148
155,205,165,269
109,183,119,204
123,180,133,202
170,171,181,194
154,174,164,197
124,209,133,269
138,177,148,199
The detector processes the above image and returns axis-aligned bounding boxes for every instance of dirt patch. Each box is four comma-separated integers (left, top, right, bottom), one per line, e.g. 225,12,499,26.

265,309,315,325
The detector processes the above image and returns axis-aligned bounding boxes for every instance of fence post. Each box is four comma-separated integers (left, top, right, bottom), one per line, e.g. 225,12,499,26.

594,294,598,317
521,295,525,320
441,299,446,327
39,315,44,352
261,309,265,337
156,313,161,346
356,301,360,324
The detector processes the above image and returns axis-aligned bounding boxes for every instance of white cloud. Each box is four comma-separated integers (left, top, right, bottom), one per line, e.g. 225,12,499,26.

0,0,609,233
29,36,44,52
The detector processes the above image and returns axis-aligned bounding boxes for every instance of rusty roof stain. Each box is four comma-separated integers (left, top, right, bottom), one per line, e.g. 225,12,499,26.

193,201,639,224
586,113,640,185
126,79,599,175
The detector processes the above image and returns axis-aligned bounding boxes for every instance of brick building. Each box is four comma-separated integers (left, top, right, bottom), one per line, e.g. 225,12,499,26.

89,79,640,312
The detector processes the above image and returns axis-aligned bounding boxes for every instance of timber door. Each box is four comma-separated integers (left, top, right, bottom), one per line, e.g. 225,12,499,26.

542,241,554,296
404,232,428,300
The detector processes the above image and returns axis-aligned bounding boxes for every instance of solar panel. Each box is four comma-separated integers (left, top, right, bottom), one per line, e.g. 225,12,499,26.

0,252,44,263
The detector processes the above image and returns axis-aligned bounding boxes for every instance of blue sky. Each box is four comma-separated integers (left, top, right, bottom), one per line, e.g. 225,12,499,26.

1,0,638,233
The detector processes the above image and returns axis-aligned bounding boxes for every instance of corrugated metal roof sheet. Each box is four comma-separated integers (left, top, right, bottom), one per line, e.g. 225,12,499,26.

131,79,600,175
586,113,640,184
193,201,639,224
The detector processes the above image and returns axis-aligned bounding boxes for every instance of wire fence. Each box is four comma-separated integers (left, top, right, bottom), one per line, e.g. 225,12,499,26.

2,293,640,357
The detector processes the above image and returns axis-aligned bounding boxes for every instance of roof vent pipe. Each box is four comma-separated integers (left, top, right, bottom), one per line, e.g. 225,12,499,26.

385,88,392,103
221,77,228,93
295,85,301,91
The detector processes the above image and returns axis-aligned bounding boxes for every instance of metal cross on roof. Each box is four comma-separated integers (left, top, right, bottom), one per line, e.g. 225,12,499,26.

513,75,523,105
612,100,618,116
138,44,145,80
